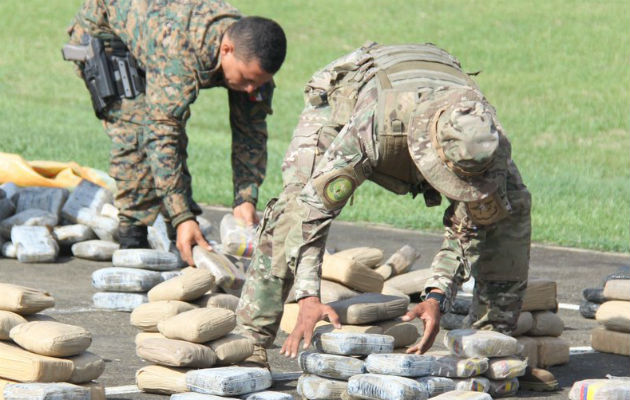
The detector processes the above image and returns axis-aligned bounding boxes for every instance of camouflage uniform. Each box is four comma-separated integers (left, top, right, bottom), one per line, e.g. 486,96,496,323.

67,0,273,229
236,43,531,348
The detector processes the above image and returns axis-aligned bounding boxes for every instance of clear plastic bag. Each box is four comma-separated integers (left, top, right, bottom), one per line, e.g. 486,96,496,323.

365,354,433,377
299,351,365,380
220,214,256,257
347,373,429,400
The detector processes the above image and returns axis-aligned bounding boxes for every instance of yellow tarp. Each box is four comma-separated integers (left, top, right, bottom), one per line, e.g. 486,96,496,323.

0,152,115,192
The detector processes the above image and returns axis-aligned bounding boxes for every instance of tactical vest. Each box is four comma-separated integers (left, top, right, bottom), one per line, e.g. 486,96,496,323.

367,44,481,203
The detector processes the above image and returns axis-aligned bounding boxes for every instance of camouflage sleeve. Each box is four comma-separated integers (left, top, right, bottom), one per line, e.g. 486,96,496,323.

228,81,274,207
288,108,376,300
143,21,199,227
423,200,484,305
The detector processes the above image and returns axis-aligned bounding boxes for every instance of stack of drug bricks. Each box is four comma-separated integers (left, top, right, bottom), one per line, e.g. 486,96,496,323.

579,270,630,319
131,262,288,399
568,377,630,400
588,273,630,357
281,246,421,345
440,277,569,371
0,283,105,400
297,329,527,400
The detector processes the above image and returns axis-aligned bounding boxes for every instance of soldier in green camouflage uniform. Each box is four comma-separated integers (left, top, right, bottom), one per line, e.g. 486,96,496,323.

65,0,286,263
236,42,534,367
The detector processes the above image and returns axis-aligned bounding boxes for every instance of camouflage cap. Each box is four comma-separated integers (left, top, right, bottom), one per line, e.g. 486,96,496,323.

408,90,500,202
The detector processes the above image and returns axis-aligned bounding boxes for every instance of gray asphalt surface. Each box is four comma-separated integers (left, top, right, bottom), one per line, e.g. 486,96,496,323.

0,205,628,400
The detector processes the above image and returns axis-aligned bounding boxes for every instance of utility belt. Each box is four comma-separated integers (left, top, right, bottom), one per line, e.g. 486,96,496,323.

62,34,145,119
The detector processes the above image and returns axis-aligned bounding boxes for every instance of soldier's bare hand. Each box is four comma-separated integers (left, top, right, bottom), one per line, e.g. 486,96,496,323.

281,296,341,358
176,219,212,265
233,202,259,227
402,299,441,354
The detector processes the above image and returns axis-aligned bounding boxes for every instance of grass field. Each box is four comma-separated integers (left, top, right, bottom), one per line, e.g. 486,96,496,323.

0,1,628,252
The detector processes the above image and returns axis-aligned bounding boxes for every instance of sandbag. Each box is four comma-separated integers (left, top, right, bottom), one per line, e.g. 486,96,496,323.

10,321,91,357
328,293,409,325
158,307,235,343
484,357,527,379
61,180,112,223
2,382,89,400
334,247,384,268
135,365,188,394
374,264,393,280
430,391,491,400
100,203,118,220
516,336,538,368
322,253,384,293
74,208,117,242
52,225,95,247
208,333,254,366
569,379,630,400
136,338,217,368
415,376,455,397
148,268,215,302
314,325,383,336
380,285,410,302
113,249,183,271
14,187,68,218
286,280,359,304
384,269,432,296
91,267,163,292
0,342,74,382
428,354,488,378
66,351,105,383
92,292,147,312
511,311,534,337
0,310,27,339
194,293,240,311
603,279,630,301
440,313,465,331
134,332,166,346
376,319,418,348
580,300,600,319
299,351,365,380
314,332,394,356
219,214,257,257
0,210,58,239
445,329,520,358
583,287,607,304
296,374,347,400
591,326,630,356
193,247,246,291
595,300,630,332
11,226,58,263
185,367,272,396
0,284,54,315
488,378,519,397
71,240,119,261
346,373,429,400
528,311,564,337
242,391,293,400
453,376,490,393
535,336,569,367
381,245,419,275
2,242,16,258
365,353,433,377
280,303,329,334
130,300,197,332
522,278,557,312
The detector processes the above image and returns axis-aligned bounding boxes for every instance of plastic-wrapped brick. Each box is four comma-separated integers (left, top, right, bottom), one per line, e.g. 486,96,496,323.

346,373,429,400
365,353,433,377
314,332,394,356
299,351,365,380
185,367,271,396
445,329,520,358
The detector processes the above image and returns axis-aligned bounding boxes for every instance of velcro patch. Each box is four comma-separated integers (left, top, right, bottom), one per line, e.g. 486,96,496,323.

466,192,508,225
324,175,355,205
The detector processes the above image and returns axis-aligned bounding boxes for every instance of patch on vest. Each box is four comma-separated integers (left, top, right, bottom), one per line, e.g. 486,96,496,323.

324,175,355,205
466,192,508,225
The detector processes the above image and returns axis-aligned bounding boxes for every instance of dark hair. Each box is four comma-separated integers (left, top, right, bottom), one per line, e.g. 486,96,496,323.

227,16,287,74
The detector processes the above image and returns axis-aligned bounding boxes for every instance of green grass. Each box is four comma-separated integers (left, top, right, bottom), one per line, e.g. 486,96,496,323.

0,0,628,252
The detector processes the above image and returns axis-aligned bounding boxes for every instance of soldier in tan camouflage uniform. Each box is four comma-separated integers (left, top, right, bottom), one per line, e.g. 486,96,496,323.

236,42,555,391
65,0,286,264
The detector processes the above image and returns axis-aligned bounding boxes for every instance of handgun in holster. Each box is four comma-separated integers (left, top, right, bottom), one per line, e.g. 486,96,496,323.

62,35,145,119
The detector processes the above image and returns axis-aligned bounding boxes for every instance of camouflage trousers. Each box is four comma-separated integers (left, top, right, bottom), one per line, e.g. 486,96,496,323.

67,10,199,229
236,103,343,347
